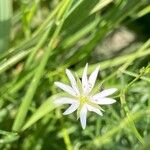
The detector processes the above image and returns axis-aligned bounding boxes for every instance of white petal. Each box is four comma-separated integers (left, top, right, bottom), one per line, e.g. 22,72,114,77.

88,66,100,93
86,104,103,116
66,69,80,95
92,98,116,105
82,63,89,94
93,88,117,99
54,97,77,106
80,105,87,129
63,102,79,115
55,82,77,96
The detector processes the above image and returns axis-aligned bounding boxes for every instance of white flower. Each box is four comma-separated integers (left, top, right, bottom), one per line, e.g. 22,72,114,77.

54,64,117,129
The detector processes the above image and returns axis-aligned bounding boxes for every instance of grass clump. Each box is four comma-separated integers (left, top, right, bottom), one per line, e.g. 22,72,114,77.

0,0,150,149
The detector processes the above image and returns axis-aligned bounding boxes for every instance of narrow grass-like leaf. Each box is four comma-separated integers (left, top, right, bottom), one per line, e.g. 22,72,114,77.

136,5,150,18
25,25,52,69
90,0,113,14
92,109,150,147
0,130,19,144
22,96,56,131
0,0,12,52
62,17,100,48
120,91,144,144
0,50,31,74
62,128,72,150
121,70,150,83
77,48,150,75
12,0,73,131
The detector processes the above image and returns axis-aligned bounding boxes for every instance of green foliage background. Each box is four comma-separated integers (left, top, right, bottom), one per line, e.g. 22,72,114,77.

0,0,150,149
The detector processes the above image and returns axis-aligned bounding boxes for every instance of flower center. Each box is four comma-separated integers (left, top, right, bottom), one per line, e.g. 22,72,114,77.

79,96,89,104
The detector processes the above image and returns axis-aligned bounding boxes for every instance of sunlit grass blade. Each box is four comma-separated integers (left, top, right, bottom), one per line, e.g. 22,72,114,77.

12,0,73,131
25,25,52,69
0,50,31,74
22,96,56,131
0,0,12,52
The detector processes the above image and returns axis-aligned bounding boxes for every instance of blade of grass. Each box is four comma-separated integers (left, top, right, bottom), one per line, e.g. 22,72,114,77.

0,0,62,60
0,0,12,52
119,68,148,144
90,0,113,14
0,50,31,74
121,70,150,83
0,26,51,74
22,96,56,131
91,109,150,147
62,16,100,48
120,92,144,145
25,24,52,69
62,128,72,150
0,130,19,144
77,47,150,75
12,0,73,131
136,5,150,18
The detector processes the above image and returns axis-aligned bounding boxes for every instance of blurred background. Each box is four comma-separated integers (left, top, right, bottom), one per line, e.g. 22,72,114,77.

0,0,150,149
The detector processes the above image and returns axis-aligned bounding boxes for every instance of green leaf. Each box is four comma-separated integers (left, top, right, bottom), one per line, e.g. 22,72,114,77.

0,0,12,52
12,0,73,131
22,96,56,131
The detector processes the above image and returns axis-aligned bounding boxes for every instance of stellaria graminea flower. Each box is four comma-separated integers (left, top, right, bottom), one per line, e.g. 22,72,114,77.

54,64,117,129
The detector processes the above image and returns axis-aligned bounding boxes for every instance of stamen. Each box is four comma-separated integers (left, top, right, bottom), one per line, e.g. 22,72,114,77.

79,96,89,104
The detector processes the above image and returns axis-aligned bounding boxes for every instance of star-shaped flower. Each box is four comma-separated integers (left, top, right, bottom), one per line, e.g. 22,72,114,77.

54,64,117,129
